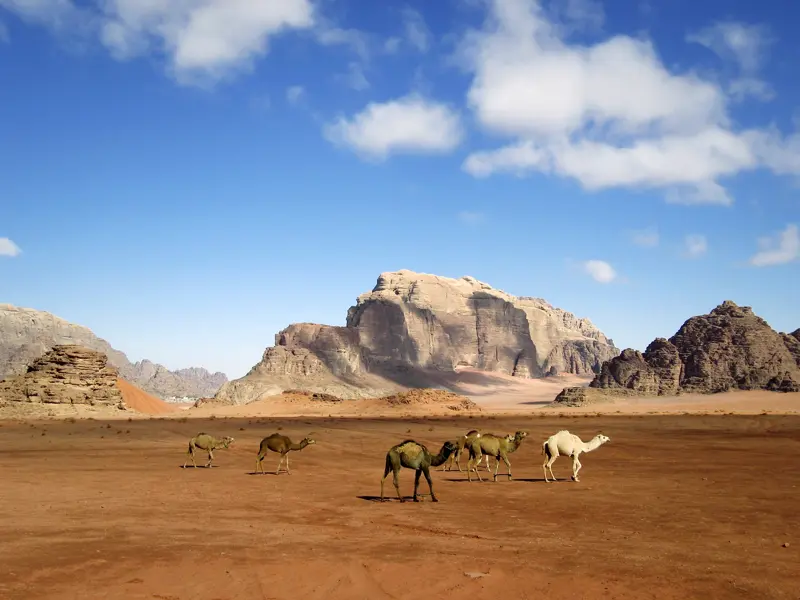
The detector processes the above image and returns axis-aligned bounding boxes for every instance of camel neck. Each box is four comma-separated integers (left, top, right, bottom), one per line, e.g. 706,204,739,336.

583,437,604,452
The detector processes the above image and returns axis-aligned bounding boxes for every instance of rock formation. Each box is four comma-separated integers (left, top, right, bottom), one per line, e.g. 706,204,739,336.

555,301,800,405
0,345,124,406
0,304,227,399
214,270,618,404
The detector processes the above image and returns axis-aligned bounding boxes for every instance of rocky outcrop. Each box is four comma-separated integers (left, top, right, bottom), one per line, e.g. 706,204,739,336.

555,301,800,405
0,345,124,406
214,270,618,404
0,304,227,399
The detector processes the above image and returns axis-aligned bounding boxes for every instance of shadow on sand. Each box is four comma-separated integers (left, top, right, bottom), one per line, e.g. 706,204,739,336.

357,495,436,502
180,464,219,469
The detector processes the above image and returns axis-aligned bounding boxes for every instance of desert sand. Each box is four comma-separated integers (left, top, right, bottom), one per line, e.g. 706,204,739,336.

0,413,798,599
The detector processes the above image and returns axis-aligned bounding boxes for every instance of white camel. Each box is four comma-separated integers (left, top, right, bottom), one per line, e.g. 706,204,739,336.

542,430,610,482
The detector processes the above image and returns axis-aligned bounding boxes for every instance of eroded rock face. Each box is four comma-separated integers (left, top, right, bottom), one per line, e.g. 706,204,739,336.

575,301,800,399
0,304,227,398
214,270,619,404
0,345,123,405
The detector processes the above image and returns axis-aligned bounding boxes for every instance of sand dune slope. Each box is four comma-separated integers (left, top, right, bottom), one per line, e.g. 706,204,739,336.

117,379,178,415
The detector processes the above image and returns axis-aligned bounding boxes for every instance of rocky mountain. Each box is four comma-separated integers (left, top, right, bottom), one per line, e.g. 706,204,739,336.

214,270,619,404
0,345,124,407
555,300,800,405
0,304,227,399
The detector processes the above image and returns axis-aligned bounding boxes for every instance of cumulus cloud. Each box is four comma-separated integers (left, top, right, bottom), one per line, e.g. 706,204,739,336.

631,227,659,248
0,237,21,257
323,94,463,160
459,0,800,205
583,260,616,283
749,224,799,267
683,234,708,258
0,0,328,84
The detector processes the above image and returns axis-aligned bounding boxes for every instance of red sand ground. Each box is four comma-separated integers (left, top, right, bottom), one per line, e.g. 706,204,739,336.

117,379,179,415
0,414,798,599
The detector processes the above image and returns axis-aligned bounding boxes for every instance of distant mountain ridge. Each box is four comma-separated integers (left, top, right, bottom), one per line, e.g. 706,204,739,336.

0,304,227,399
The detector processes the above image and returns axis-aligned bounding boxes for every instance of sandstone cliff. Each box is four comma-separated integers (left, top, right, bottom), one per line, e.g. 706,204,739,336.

214,270,618,404
555,301,800,405
0,345,124,406
0,304,227,399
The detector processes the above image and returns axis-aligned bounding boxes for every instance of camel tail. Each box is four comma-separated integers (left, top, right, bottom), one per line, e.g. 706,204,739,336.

542,441,550,458
382,452,393,478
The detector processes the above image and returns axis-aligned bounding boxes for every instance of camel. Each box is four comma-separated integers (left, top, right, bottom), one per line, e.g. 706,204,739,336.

381,439,457,502
466,430,528,482
542,430,610,482
440,429,491,472
441,431,515,472
255,433,316,475
184,433,234,468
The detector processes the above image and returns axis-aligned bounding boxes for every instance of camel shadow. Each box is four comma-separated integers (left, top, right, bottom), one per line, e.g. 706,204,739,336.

245,471,289,476
357,495,423,503
179,465,219,469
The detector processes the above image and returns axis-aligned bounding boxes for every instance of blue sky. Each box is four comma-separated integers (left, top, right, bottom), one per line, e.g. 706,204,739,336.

1,0,798,379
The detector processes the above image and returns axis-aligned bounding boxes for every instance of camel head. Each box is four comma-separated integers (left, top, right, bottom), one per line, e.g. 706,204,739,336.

302,437,317,446
595,433,610,445
442,440,458,456
513,430,529,442
221,436,235,448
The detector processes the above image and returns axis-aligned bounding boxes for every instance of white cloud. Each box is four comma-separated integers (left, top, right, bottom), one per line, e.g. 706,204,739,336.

459,0,800,204
583,260,616,283
0,0,327,85
458,211,484,225
631,227,659,248
323,94,463,160
0,237,21,257
687,21,772,73
0,0,87,32
749,224,799,267
286,85,306,105
728,77,774,102
402,7,430,52
99,0,315,84
0,19,9,42
687,21,775,104
336,61,369,91
313,21,370,60
683,234,707,258
548,0,604,33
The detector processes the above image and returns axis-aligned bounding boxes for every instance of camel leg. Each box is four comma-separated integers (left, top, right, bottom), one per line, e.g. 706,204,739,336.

413,469,422,502
184,447,193,469
393,467,403,502
545,454,558,482
206,449,214,468
423,466,437,502
572,454,582,482
276,453,284,474
286,454,291,475
381,456,392,502
499,452,512,480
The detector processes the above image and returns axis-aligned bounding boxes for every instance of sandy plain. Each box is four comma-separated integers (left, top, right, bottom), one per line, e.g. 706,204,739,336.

1,403,799,599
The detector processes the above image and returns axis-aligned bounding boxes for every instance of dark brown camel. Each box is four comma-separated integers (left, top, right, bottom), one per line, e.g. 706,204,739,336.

380,439,457,502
